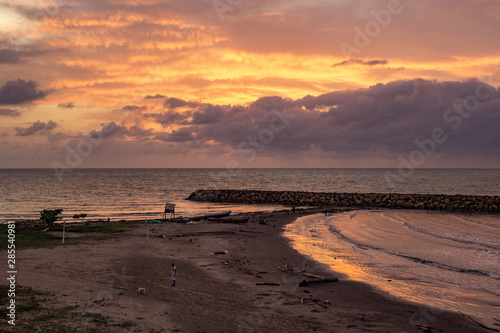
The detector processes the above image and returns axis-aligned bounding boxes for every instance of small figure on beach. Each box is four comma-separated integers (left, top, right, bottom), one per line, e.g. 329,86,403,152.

292,206,296,214
170,263,176,286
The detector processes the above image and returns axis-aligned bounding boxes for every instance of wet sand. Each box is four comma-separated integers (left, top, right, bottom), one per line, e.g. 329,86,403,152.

6,209,491,332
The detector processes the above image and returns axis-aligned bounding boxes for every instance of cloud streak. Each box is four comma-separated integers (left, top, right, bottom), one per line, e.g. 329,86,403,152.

57,102,75,109
0,108,21,117
332,59,388,67
15,120,58,136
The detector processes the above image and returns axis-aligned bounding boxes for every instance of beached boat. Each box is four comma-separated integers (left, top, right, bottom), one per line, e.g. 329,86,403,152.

190,210,231,221
207,217,249,224
204,210,231,218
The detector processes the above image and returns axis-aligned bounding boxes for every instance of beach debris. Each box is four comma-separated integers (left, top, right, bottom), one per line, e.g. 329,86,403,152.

461,314,500,332
302,273,324,279
238,230,264,234
137,287,146,294
207,217,249,223
256,283,280,286
299,277,338,287
41,228,49,232
214,250,229,255
279,263,295,272
415,324,434,332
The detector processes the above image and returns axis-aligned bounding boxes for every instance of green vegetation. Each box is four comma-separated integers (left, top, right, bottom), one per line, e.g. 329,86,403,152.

82,312,110,325
113,320,137,328
40,208,63,227
0,224,88,250
52,221,140,233
72,213,88,220
0,221,139,250
0,285,85,332
0,285,144,332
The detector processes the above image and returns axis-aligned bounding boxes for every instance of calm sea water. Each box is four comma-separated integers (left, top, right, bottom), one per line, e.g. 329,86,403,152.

0,168,499,222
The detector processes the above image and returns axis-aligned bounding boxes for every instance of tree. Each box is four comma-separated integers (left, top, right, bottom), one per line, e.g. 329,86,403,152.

72,213,87,221
73,213,88,227
40,209,63,227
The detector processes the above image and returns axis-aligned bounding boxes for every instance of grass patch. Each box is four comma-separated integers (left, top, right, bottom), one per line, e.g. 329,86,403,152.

0,284,90,332
0,283,145,332
0,221,139,250
0,224,91,250
82,312,110,325
0,285,47,318
113,320,137,328
52,221,140,233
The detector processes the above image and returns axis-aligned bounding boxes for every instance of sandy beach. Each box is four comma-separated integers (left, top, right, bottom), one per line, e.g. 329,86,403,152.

3,209,492,332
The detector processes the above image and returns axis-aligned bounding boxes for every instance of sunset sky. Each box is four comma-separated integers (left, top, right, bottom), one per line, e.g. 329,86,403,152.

1,0,499,169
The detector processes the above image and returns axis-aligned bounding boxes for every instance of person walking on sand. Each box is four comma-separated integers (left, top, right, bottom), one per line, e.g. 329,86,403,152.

170,263,176,286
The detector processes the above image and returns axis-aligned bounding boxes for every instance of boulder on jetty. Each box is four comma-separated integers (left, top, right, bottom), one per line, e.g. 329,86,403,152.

186,189,500,214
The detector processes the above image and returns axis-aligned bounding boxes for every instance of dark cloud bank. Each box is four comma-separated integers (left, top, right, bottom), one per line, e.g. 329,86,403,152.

0,79,50,105
65,78,498,167
135,78,499,161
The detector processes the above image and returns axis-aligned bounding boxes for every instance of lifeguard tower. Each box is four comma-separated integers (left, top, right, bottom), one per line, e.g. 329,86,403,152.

162,202,176,220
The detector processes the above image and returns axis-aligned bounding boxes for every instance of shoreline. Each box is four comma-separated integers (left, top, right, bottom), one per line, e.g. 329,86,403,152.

3,209,493,332
284,209,500,329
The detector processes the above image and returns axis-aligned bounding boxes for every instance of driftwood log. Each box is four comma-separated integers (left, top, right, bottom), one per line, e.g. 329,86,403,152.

299,277,338,287
302,273,325,279
256,283,280,286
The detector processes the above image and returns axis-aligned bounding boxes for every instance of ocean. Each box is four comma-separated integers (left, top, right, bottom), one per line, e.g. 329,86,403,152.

1,168,499,222
1,168,499,327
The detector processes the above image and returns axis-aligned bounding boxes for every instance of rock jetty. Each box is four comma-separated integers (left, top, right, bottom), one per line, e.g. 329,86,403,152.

187,189,500,213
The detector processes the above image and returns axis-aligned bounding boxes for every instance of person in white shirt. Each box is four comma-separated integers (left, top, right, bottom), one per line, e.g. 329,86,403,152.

170,263,176,286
